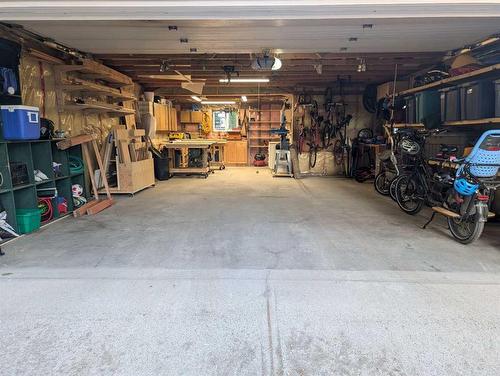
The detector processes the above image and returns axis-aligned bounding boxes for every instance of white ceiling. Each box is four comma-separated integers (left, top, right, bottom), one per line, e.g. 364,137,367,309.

1,1,500,20
14,18,500,54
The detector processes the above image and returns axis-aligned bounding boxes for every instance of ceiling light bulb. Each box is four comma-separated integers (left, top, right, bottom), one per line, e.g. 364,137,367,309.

191,95,202,102
241,96,248,102
272,57,282,71
357,58,367,72
219,78,270,83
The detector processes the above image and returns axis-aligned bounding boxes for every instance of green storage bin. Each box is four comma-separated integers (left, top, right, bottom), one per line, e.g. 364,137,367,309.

16,208,41,234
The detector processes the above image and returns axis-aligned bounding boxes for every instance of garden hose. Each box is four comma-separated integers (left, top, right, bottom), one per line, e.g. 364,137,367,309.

38,198,53,224
69,156,84,175
73,196,87,208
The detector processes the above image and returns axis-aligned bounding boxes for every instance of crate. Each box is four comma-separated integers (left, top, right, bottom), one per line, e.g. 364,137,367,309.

439,86,461,122
460,80,495,120
114,159,155,194
15,208,41,234
0,105,40,140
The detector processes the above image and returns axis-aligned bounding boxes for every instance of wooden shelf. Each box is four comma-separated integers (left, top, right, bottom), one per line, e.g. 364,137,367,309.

398,63,500,96
64,100,135,117
56,58,133,87
248,136,280,140
59,77,136,101
0,140,87,236
249,145,269,148
392,123,425,128
250,121,290,124
443,117,500,127
249,110,282,113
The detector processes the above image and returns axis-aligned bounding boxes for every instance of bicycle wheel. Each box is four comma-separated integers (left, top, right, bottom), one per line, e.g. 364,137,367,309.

390,174,406,201
333,139,344,166
448,213,484,244
446,192,486,244
321,123,333,149
344,145,351,177
374,172,391,195
309,146,317,168
395,175,424,214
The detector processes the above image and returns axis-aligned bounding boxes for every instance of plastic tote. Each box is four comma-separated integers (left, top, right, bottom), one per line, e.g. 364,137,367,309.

16,208,41,234
495,79,500,117
0,105,40,140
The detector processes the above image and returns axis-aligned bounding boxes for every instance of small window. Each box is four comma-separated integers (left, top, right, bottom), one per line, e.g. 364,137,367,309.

213,110,238,132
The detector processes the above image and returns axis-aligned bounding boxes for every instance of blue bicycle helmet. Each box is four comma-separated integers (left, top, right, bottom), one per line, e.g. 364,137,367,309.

454,178,479,196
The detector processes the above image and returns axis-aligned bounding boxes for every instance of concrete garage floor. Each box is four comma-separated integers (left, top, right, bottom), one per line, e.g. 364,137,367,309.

1,167,499,375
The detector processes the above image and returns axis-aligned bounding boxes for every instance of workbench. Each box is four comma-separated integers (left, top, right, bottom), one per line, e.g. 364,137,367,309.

161,140,216,177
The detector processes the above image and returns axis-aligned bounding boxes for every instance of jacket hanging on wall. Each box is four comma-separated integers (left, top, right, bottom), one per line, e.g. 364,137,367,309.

0,67,18,95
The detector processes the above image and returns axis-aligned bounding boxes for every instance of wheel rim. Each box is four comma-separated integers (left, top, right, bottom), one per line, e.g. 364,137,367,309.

390,176,400,200
449,216,478,240
397,177,421,211
375,173,390,194
309,148,317,168
333,140,343,165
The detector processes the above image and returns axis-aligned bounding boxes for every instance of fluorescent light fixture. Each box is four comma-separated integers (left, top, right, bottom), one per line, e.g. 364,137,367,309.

272,57,282,71
191,95,202,102
201,101,236,105
481,37,498,46
219,78,270,83
241,96,248,102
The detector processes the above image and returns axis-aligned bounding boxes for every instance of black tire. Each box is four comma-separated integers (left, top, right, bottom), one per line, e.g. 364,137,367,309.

344,146,351,177
374,172,390,195
309,147,317,168
333,139,343,166
389,175,402,201
395,175,424,215
321,125,332,149
448,213,485,244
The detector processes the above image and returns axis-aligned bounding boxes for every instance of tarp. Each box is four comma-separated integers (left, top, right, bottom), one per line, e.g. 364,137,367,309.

20,55,120,143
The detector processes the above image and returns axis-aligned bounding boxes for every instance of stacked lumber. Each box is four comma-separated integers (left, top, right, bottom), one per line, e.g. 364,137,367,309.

138,101,178,132
99,127,155,195
57,134,113,216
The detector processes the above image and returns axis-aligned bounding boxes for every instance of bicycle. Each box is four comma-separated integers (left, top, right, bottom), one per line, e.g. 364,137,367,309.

307,100,321,168
423,130,500,244
332,112,353,177
394,129,454,215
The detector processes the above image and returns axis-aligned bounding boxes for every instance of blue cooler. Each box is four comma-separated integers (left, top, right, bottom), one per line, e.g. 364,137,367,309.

0,105,40,140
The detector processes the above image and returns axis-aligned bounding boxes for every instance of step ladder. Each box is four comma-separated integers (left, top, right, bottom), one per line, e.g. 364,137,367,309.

273,149,293,177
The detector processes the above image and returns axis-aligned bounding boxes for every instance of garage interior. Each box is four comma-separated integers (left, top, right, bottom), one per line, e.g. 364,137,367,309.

0,2,500,375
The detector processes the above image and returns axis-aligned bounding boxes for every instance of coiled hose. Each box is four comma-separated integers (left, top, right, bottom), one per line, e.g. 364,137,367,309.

69,156,84,175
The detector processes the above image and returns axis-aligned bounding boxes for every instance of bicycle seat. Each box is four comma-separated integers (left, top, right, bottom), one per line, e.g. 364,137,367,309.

439,144,458,153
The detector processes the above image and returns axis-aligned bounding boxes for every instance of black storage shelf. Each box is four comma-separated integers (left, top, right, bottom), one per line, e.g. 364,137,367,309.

0,139,87,236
